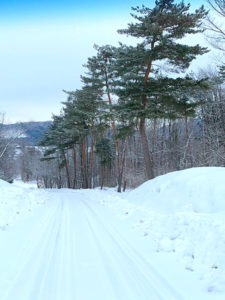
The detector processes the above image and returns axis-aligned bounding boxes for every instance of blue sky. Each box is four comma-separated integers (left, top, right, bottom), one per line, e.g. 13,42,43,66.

0,0,153,23
0,0,216,123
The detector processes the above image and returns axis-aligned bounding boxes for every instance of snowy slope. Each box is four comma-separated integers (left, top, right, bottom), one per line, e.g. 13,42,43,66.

0,179,46,230
127,167,225,213
100,167,225,294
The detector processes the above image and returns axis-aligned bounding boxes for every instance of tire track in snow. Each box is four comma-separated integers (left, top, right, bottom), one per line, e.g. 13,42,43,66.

1,190,185,300
69,197,120,300
80,201,158,299
82,198,185,300
2,198,62,300
0,196,59,297
84,214,162,300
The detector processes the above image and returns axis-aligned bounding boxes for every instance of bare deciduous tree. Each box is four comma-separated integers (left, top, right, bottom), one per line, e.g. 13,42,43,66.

205,0,225,51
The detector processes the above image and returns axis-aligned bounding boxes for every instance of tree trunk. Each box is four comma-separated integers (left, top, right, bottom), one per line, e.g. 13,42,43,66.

161,119,166,169
89,128,94,189
152,118,157,170
123,179,127,192
104,66,119,185
62,152,71,188
117,139,127,192
201,103,206,161
184,116,193,167
139,41,155,180
57,163,62,189
139,117,154,180
72,146,77,189
100,165,104,190
168,119,172,170
80,141,88,189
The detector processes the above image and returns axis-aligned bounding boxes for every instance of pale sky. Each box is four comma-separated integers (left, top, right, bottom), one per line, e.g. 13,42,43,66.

0,0,220,124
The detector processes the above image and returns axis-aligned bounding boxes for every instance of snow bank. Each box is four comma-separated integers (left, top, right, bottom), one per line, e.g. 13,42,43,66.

99,167,225,294
0,179,46,230
127,167,225,213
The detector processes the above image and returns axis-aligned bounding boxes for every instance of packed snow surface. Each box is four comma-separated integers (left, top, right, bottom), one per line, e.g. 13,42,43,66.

0,167,224,299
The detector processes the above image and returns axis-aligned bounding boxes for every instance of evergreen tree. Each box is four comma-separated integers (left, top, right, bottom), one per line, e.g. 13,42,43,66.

62,84,108,188
40,115,72,188
95,137,114,189
115,0,208,179
81,45,122,190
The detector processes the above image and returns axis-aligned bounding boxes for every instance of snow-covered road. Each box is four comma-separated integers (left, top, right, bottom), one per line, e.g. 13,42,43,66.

0,189,186,300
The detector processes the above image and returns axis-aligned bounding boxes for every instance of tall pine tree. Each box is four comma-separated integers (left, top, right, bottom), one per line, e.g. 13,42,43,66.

116,0,208,179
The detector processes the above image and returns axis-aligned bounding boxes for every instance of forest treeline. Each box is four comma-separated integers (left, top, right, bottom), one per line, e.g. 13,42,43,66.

1,0,225,190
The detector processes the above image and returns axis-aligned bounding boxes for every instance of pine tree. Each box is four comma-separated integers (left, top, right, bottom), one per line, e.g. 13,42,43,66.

81,45,122,190
62,84,108,188
40,115,72,188
95,137,114,189
115,0,208,179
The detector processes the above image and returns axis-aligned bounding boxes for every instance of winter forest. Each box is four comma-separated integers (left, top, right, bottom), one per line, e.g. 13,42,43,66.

1,0,225,190
1,1,225,299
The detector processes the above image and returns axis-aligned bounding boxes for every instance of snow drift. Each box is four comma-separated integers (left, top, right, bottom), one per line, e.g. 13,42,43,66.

127,167,225,213
99,167,225,294
0,179,46,230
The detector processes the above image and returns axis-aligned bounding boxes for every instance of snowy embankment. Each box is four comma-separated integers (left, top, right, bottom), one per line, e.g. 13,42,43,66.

98,167,225,294
0,180,46,230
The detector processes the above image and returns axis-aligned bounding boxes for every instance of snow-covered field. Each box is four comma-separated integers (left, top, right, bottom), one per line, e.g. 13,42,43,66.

0,167,225,299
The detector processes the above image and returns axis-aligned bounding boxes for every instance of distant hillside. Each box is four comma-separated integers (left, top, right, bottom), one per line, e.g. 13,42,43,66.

1,118,202,147
1,121,52,145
